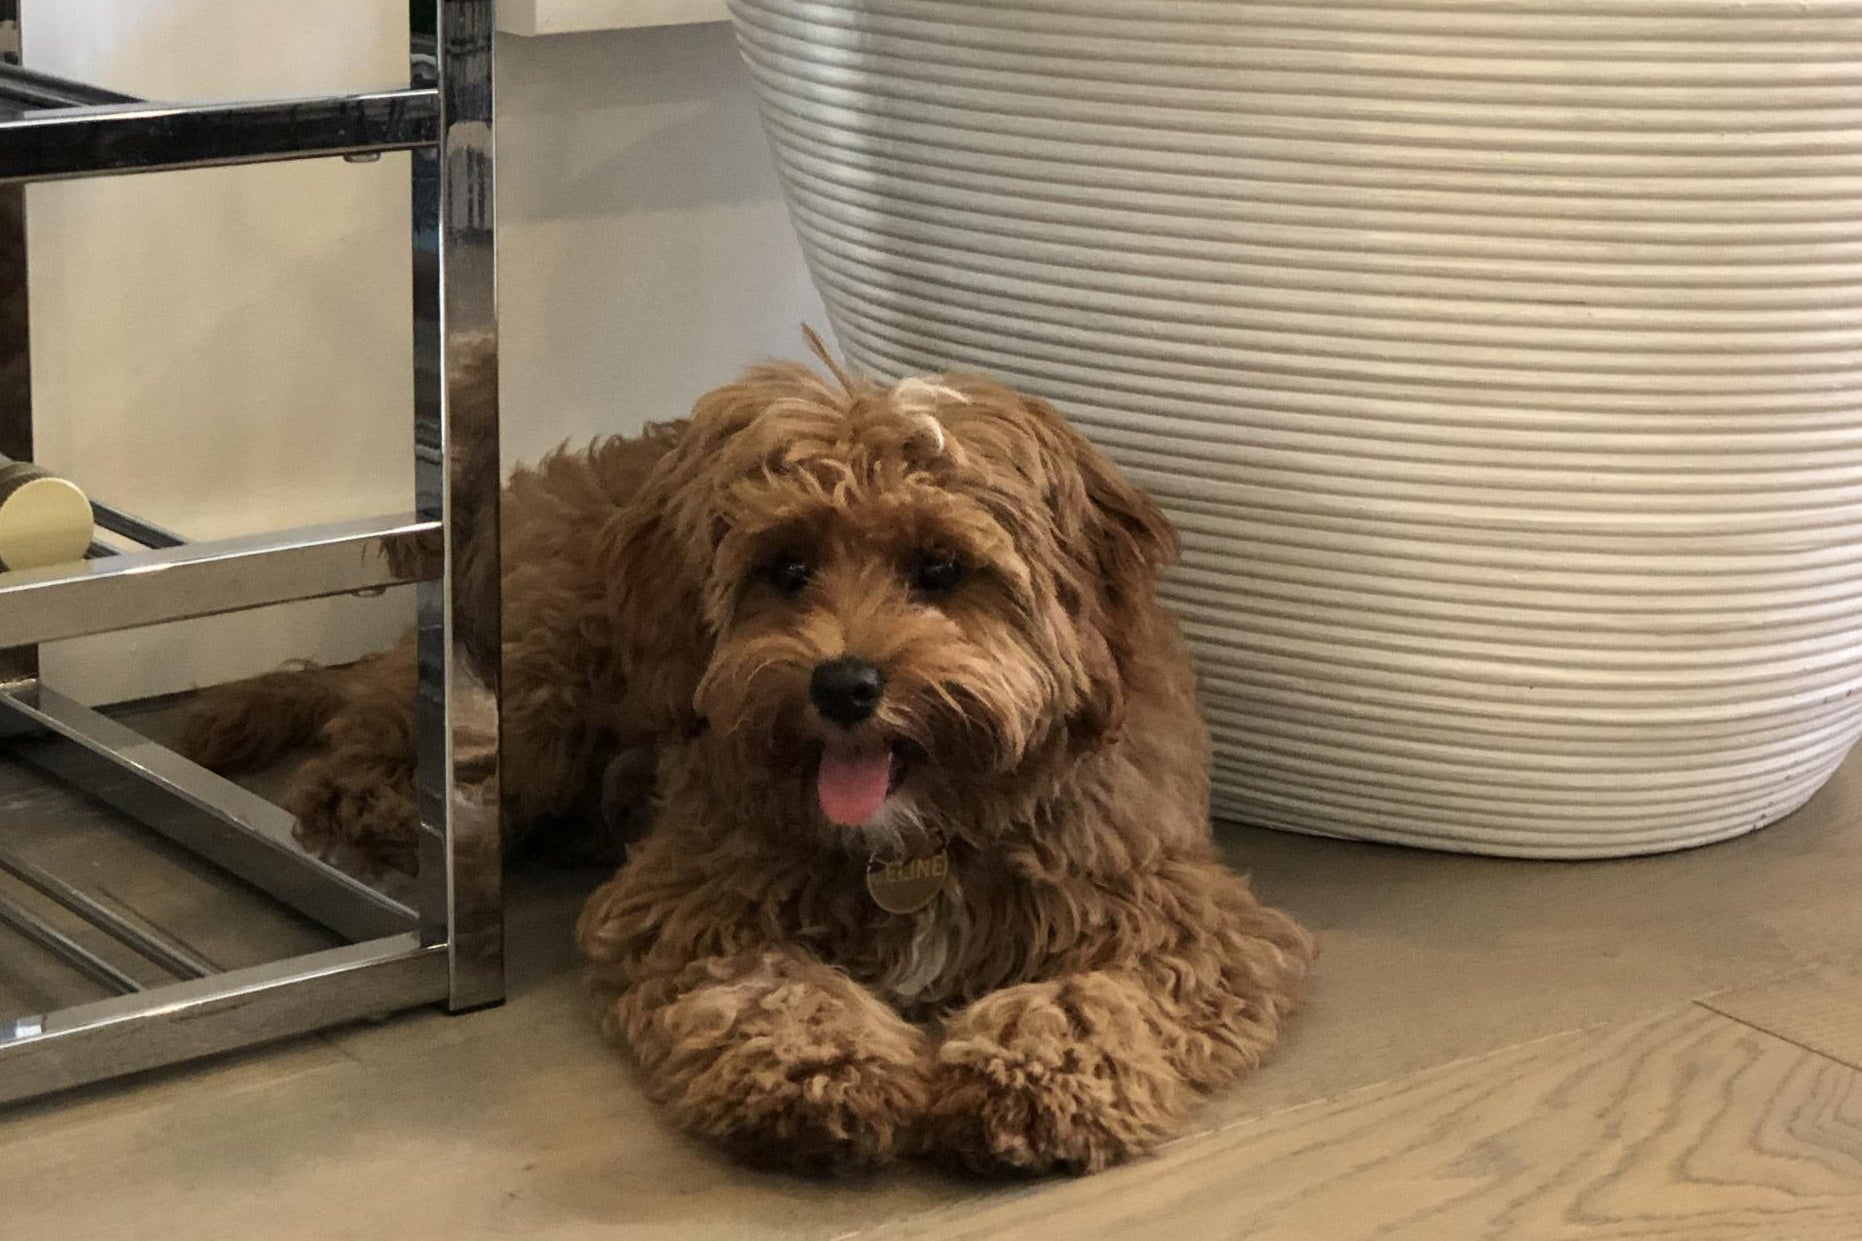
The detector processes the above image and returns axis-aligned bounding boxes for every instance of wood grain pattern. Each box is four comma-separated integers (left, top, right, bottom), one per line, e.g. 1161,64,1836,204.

1703,961,1862,1075
1191,755,1862,1131
869,1006,1862,1241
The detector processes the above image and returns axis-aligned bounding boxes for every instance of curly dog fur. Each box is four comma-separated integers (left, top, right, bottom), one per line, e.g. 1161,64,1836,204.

181,350,1315,1177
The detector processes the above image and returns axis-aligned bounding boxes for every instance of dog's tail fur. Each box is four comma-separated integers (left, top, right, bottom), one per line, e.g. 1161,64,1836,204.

177,662,352,774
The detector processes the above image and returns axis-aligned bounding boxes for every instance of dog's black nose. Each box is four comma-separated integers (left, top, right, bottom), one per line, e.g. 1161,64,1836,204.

810,657,884,728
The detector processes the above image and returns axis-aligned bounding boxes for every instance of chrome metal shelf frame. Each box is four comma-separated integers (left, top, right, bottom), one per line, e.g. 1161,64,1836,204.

0,0,502,1105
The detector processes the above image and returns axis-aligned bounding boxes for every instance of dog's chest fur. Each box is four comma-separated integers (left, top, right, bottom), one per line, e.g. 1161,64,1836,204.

866,899,977,1009
825,853,1026,1015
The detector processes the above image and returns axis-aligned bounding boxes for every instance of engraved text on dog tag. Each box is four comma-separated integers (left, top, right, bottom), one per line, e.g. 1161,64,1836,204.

865,848,949,914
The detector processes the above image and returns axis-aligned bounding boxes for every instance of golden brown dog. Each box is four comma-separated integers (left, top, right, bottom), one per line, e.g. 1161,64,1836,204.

183,353,1314,1177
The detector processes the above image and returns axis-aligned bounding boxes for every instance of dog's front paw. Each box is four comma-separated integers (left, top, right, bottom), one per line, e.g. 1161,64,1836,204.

644,959,932,1176
284,753,419,878
922,977,1191,1177
710,1042,928,1177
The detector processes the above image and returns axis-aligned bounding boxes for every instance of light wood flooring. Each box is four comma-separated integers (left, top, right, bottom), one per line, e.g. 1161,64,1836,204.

3,704,1861,1240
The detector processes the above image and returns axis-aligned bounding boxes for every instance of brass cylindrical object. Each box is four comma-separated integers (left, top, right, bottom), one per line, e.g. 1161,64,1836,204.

0,461,94,572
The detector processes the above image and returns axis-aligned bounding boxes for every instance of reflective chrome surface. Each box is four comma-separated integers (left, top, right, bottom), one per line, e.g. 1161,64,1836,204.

0,182,20,461
0,843,215,979
0,0,501,1103
0,684,417,943
412,0,504,1013
0,890,141,995
0,3,29,690
0,63,139,111
0,89,439,185
87,497,186,550
0,512,438,647
0,934,448,1106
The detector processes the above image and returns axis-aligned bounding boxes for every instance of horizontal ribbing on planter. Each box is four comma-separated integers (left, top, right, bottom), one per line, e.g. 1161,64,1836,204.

731,0,1862,855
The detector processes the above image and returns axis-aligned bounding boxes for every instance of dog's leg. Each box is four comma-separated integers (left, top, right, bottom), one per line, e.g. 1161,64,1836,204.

921,865,1313,1177
497,605,622,833
282,640,422,877
623,948,929,1176
281,581,623,876
577,867,931,1176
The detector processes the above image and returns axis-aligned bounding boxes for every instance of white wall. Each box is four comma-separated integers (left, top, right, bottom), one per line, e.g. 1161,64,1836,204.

22,7,824,703
497,22,828,464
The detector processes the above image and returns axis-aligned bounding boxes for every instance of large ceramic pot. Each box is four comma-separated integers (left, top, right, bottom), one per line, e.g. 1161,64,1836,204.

728,0,1862,856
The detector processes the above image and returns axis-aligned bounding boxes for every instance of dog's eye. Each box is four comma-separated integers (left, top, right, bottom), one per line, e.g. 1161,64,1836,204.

911,551,966,595
763,555,813,597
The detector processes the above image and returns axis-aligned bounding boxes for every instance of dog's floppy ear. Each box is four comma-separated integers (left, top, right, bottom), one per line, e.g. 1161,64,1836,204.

601,363,843,733
598,427,715,736
598,390,758,736
1032,397,1179,746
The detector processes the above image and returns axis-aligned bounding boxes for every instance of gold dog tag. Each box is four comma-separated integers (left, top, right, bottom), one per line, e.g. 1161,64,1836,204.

865,848,949,914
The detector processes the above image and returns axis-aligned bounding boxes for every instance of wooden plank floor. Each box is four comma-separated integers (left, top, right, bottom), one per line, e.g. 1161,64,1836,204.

3,709,1862,1239
878,1004,1862,1241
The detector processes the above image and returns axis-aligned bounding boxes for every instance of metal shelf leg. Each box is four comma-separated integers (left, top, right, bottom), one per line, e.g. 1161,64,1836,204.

0,0,32,692
410,0,503,1014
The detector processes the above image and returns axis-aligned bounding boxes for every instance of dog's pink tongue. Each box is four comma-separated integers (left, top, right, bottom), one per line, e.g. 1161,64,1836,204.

817,743,892,827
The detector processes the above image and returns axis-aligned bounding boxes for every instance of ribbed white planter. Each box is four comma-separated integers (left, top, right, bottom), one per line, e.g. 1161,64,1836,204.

729,0,1862,856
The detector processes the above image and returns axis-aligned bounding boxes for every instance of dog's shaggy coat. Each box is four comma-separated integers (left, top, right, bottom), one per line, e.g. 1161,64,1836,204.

182,355,1314,1177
